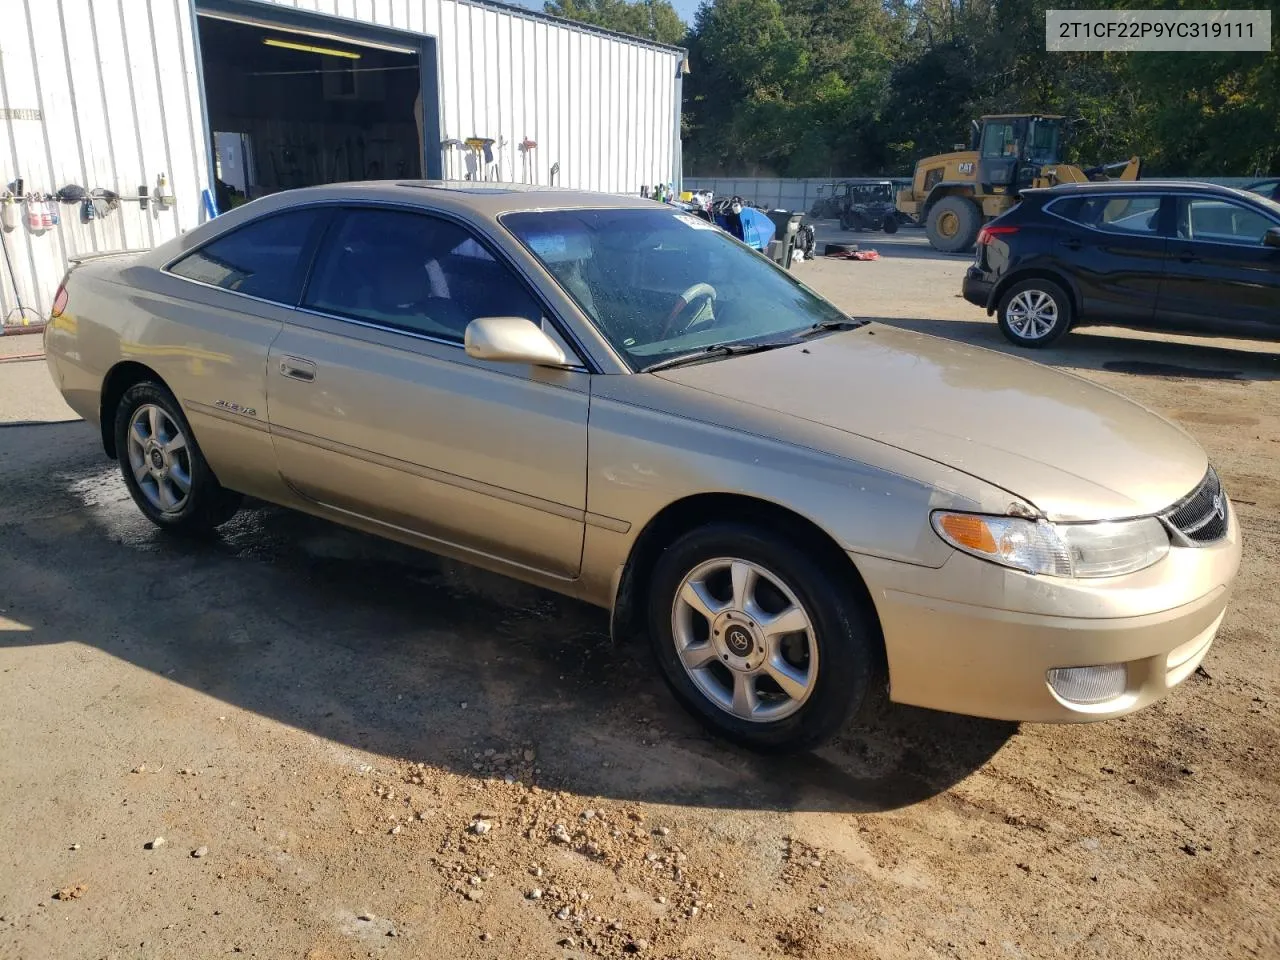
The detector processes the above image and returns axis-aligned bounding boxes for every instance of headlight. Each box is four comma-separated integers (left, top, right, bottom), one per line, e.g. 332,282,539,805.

931,512,1169,578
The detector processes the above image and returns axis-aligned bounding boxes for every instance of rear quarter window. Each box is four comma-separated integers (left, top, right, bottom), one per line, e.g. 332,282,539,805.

168,208,328,304
1048,195,1161,234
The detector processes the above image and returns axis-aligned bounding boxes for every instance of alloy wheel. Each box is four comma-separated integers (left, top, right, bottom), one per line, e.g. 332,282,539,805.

670,557,818,722
1005,289,1059,340
126,403,193,514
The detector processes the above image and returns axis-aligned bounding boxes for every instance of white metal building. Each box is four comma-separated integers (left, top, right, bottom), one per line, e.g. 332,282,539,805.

0,0,686,323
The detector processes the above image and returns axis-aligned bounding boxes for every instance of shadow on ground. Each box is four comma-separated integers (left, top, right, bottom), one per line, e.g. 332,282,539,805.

867,316,1280,383
0,422,1015,816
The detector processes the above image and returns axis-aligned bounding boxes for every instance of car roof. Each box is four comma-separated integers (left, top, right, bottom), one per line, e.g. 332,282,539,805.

215,180,659,225
1026,180,1264,202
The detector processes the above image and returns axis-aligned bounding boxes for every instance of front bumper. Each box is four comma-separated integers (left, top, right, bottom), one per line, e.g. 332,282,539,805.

962,267,994,311
852,508,1242,722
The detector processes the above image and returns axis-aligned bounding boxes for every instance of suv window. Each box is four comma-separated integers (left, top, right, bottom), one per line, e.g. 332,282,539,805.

1071,195,1162,235
1179,197,1276,245
302,208,545,343
168,208,327,303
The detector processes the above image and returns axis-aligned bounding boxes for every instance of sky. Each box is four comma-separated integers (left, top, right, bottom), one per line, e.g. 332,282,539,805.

668,0,702,24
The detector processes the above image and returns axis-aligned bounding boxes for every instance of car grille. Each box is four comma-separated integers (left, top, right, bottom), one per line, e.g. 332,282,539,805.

1161,467,1228,545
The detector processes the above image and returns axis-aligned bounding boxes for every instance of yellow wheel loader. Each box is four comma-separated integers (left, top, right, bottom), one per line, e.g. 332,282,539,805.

896,114,1142,252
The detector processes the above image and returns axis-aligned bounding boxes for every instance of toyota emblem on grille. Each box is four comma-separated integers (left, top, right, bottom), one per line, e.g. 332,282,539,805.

1212,494,1225,521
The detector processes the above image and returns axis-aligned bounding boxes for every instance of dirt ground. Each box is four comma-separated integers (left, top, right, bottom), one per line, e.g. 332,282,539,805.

2,229,1278,960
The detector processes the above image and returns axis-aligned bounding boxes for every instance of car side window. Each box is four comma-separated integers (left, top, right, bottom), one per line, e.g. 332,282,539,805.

1074,195,1161,235
302,208,546,344
1179,198,1276,245
168,208,328,303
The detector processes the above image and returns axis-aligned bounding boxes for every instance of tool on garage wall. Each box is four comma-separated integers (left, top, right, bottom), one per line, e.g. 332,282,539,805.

1,191,19,232
441,138,464,180
519,137,537,184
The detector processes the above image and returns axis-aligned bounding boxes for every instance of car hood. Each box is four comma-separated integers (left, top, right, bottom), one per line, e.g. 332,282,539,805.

653,325,1207,520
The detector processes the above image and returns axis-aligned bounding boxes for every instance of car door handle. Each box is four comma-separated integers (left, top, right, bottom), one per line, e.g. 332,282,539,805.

1061,238,1081,251
279,357,316,382
1178,253,1198,263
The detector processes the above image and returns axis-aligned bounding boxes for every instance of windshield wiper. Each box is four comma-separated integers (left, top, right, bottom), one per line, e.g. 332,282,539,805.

640,339,795,373
799,317,867,337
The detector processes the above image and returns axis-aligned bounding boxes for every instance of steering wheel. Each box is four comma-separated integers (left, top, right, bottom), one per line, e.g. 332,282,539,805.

662,282,718,338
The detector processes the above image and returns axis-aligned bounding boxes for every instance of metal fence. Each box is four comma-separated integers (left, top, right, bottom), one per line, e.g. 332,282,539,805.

683,176,1263,215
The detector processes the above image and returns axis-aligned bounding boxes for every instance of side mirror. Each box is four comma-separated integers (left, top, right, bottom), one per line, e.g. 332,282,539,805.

1264,226,1280,249
464,316,569,367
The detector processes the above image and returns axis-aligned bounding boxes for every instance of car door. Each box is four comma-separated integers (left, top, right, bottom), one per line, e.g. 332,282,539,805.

265,205,589,580
1048,192,1170,325
158,206,331,502
1157,195,1280,333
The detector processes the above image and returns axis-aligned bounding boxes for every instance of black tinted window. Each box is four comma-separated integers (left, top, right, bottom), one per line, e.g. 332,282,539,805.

303,208,543,343
1046,197,1083,222
1069,195,1162,235
1179,198,1276,245
169,209,325,303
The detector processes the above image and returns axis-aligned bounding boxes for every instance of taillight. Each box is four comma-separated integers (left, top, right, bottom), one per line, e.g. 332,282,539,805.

977,224,1019,246
50,284,68,319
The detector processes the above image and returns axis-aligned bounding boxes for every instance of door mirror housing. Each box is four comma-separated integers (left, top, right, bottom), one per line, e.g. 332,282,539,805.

1264,226,1280,249
464,316,569,367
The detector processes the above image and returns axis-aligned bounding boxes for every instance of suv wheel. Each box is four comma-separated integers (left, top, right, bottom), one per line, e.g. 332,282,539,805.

647,522,881,753
114,382,242,533
997,279,1073,348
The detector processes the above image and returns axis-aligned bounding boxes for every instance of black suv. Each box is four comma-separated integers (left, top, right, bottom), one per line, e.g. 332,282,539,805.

962,181,1280,348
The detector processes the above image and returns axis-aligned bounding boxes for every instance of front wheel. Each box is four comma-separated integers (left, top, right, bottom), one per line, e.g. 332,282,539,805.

882,215,899,234
926,196,982,252
647,522,881,753
114,382,242,533
996,278,1073,348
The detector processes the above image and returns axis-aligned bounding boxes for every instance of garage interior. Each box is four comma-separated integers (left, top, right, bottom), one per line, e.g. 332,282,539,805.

197,13,426,208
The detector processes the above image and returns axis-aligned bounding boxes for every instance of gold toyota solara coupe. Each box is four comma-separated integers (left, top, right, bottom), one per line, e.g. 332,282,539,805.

44,183,1241,752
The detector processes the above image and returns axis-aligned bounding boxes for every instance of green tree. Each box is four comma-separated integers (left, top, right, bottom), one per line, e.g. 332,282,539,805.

682,0,1279,177
544,0,688,45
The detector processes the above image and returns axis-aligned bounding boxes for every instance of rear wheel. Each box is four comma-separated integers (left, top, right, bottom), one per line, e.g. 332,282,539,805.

647,522,881,753
996,278,1073,348
926,196,982,252
114,382,241,533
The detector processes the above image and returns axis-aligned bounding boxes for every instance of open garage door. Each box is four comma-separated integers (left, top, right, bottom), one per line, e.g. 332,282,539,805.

196,7,432,208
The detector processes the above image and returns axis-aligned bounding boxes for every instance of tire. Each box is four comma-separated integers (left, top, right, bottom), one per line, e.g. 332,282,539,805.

838,211,852,231
996,278,1073,348
926,196,982,252
882,216,899,234
113,382,241,533
646,522,881,753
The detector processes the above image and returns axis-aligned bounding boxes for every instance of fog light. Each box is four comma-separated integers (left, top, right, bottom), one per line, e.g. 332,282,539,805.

1046,664,1127,704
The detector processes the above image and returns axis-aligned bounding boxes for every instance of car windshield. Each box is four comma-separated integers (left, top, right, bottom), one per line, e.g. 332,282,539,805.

502,208,849,370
